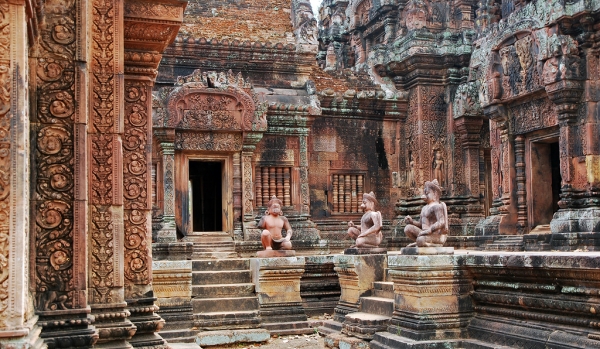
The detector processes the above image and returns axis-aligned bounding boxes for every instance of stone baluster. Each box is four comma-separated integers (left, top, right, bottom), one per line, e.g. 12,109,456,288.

333,175,339,212
255,164,262,207
284,167,291,206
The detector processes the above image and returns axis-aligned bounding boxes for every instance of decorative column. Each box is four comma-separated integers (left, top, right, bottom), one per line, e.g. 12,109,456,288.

32,0,98,346
88,0,136,347
0,2,43,348
123,73,166,349
543,50,593,248
156,140,176,242
475,104,518,235
242,132,264,222
514,135,527,234
454,116,484,199
122,0,187,346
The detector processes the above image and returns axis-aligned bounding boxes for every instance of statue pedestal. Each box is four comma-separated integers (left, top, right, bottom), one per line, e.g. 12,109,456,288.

256,249,296,257
344,247,388,255
250,257,311,335
385,253,472,341
332,254,387,323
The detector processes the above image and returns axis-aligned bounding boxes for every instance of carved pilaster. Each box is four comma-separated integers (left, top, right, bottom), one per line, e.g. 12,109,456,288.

232,152,243,239
32,0,98,346
454,116,483,199
157,141,175,241
88,0,136,347
0,2,43,348
514,135,527,234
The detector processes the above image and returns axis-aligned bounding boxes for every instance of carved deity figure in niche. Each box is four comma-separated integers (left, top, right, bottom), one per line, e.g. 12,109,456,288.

405,0,427,30
350,31,365,65
432,150,445,187
404,179,448,247
258,196,293,250
347,192,383,248
325,43,337,71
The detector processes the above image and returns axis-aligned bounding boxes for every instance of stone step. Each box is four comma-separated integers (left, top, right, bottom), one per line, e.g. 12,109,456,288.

192,270,251,285
262,321,314,336
318,319,343,336
194,310,261,330
325,332,369,349
359,296,394,317
372,281,394,299
192,283,255,298
193,245,235,252
196,329,270,347
192,251,239,260
192,297,259,313
343,312,391,340
193,258,250,271
157,329,197,343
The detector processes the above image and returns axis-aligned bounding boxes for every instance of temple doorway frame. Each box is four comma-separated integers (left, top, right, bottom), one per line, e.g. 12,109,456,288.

175,152,234,237
526,130,560,232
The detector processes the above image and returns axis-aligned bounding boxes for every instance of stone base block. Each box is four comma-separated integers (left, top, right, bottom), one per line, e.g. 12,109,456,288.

256,249,296,257
342,312,390,340
369,332,473,349
318,320,343,336
344,248,388,255
195,329,270,347
397,247,454,255
324,332,369,349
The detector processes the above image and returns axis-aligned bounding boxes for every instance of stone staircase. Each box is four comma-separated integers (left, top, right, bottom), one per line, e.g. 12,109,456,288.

341,281,394,340
192,258,261,331
322,280,394,348
484,235,524,251
182,231,238,259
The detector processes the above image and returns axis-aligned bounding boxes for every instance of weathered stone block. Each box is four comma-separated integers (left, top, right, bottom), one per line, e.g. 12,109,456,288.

195,329,270,346
333,254,387,323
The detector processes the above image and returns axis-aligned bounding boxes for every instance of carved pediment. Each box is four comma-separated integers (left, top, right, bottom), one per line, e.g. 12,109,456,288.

166,70,267,132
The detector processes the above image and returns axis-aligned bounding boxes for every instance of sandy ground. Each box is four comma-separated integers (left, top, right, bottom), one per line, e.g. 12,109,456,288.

208,333,324,349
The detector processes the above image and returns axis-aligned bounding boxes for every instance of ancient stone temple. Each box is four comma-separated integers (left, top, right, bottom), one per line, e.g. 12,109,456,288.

1,0,600,348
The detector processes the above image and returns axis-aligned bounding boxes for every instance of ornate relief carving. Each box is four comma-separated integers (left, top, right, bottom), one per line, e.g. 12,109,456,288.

167,70,267,132
495,34,542,99
124,80,150,287
291,0,318,51
509,98,557,135
174,132,242,151
0,4,9,324
242,153,253,217
34,0,77,312
89,0,120,304
124,2,184,21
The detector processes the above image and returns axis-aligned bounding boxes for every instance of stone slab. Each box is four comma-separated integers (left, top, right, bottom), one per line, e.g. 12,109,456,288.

344,248,388,255
398,247,454,255
168,343,201,349
256,249,296,257
195,328,270,346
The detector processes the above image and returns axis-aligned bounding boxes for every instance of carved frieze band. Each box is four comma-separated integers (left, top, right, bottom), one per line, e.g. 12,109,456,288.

174,132,242,151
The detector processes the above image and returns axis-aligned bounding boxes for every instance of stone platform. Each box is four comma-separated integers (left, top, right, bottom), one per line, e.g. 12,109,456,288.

256,249,296,257
344,247,388,255
398,247,454,255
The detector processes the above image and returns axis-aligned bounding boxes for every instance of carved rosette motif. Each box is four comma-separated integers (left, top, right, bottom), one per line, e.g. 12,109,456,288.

124,81,150,286
175,132,242,151
34,0,78,312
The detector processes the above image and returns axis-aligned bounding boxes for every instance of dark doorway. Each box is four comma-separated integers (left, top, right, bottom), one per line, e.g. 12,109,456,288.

189,161,222,232
529,139,561,230
550,142,561,214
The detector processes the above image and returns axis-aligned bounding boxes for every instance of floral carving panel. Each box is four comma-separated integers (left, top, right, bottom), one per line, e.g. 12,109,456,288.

34,0,78,311
124,81,151,286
